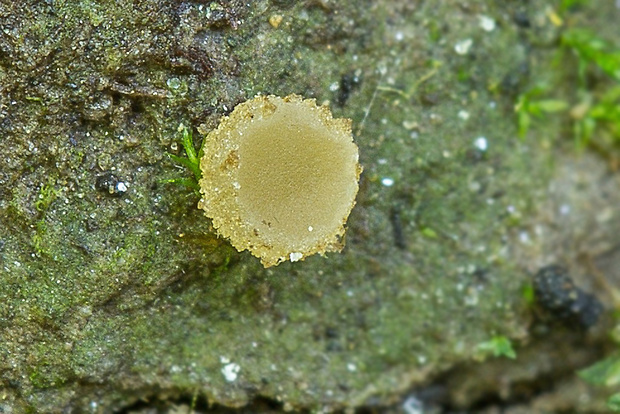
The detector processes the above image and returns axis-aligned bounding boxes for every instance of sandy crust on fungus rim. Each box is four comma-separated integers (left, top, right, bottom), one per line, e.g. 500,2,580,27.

198,94,362,267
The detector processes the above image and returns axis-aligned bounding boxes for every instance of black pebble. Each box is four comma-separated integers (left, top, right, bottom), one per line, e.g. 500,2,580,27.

336,71,362,107
534,265,603,329
95,172,126,197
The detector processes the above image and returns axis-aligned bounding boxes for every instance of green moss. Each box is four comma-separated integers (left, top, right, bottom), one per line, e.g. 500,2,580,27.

164,124,203,191
608,393,620,412
474,336,517,361
515,21,620,152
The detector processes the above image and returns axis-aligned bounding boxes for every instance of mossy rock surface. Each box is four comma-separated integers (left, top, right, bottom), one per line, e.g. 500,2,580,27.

1,0,618,412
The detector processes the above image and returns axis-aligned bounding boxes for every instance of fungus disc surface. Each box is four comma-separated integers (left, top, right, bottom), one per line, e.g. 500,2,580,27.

199,94,362,267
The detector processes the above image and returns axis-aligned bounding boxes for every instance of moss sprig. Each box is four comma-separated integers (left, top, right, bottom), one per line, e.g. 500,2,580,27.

162,123,203,192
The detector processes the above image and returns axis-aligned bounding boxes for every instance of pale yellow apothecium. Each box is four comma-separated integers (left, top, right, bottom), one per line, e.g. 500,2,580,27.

198,94,362,267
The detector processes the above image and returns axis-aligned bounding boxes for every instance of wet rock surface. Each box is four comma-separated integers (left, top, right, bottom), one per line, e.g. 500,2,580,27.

1,0,619,412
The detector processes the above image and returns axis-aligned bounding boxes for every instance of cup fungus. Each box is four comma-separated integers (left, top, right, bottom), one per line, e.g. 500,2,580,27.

198,94,362,267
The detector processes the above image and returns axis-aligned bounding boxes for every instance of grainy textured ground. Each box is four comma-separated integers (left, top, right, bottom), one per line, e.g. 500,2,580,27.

1,0,619,412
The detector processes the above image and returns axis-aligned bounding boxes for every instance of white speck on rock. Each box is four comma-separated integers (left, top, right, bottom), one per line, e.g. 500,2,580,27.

221,362,240,382
402,395,424,414
458,110,470,120
289,252,303,262
474,137,488,151
116,182,128,193
479,15,496,31
381,177,394,187
519,231,530,244
454,38,473,55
